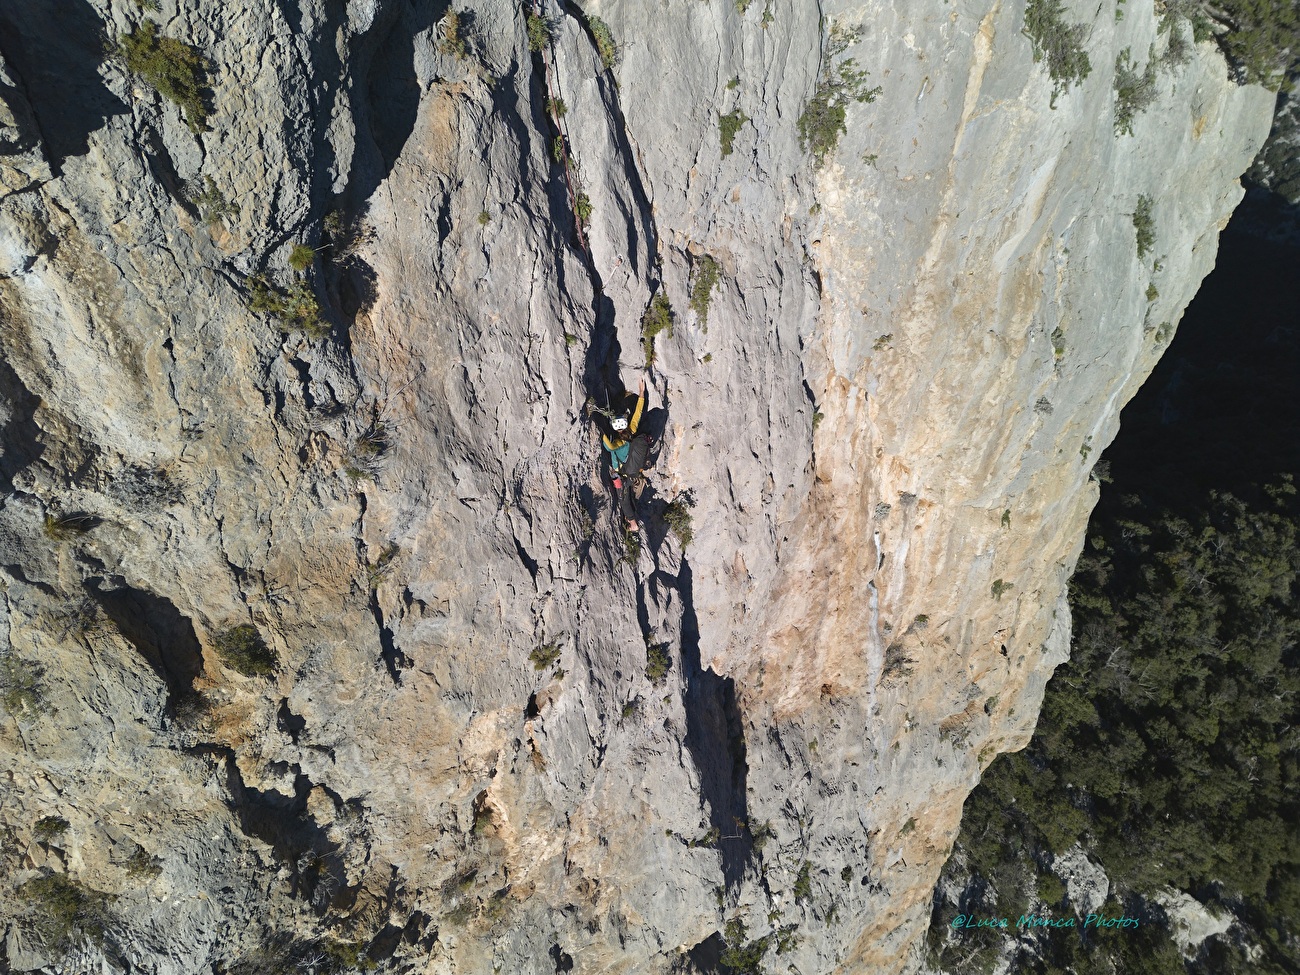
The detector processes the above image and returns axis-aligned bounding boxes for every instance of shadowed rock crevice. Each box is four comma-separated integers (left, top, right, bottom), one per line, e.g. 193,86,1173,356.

0,355,44,495
87,579,204,704
205,746,356,912
678,558,752,888
0,0,128,176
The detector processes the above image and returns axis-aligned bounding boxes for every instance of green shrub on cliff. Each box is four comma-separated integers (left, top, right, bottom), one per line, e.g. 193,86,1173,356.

718,108,749,157
1132,194,1156,260
214,624,277,677
1022,0,1093,106
248,275,327,339
117,21,210,133
798,23,882,168
1113,47,1158,135
689,255,722,329
588,15,618,70
20,873,114,949
526,13,551,53
641,292,674,366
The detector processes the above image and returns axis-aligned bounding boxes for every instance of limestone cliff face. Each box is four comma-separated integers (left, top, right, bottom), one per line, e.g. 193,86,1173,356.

0,0,1272,973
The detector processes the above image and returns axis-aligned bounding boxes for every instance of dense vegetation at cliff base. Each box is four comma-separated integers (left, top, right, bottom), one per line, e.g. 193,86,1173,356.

928,477,1300,974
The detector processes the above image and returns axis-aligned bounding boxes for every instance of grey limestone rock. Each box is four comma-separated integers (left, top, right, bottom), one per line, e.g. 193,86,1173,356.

0,0,1274,973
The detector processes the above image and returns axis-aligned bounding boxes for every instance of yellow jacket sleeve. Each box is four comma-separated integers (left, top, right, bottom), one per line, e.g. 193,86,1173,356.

629,393,645,434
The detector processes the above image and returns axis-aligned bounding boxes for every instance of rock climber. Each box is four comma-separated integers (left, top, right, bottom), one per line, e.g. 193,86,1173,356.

587,374,652,531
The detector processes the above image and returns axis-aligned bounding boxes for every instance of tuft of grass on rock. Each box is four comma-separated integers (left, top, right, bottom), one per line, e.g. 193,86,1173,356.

43,513,94,541
117,21,210,132
288,244,316,272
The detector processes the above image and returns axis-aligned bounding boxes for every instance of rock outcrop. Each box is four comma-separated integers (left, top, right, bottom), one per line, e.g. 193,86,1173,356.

0,0,1273,973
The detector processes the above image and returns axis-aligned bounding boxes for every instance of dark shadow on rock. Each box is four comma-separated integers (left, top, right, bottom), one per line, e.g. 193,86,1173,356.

341,0,449,210
678,557,752,888
675,931,725,974
203,747,354,912
0,0,128,176
87,578,203,705
0,356,44,495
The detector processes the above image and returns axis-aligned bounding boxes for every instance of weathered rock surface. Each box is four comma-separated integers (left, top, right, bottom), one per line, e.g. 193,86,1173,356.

0,0,1273,973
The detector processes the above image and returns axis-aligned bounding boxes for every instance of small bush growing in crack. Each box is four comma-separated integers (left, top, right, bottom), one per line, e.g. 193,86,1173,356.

718,108,749,157
1159,1,1210,68
991,578,1015,601
214,624,277,677
1022,0,1092,107
526,13,551,53
1133,194,1156,260
588,15,618,70
545,97,567,118
34,816,69,842
690,255,721,330
619,527,641,565
882,642,912,682
117,21,211,132
247,275,327,340
645,641,671,685
190,176,238,227
43,513,95,542
798,23,882,169
720,917,769,974
124,846,162,880
574,191,593,224
19,872,115,950
776,924,801,954
793,860,813,901
1113,47,1158,136
323,210,375,265
641,292,674,366
366,543,400,589
663,492,696,548
288,243,317,272
440,10,467,59
2,657,48,717
529,642,560,671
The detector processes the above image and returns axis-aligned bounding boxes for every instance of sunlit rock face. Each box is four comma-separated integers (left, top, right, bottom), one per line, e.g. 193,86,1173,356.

0,0,1271,972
